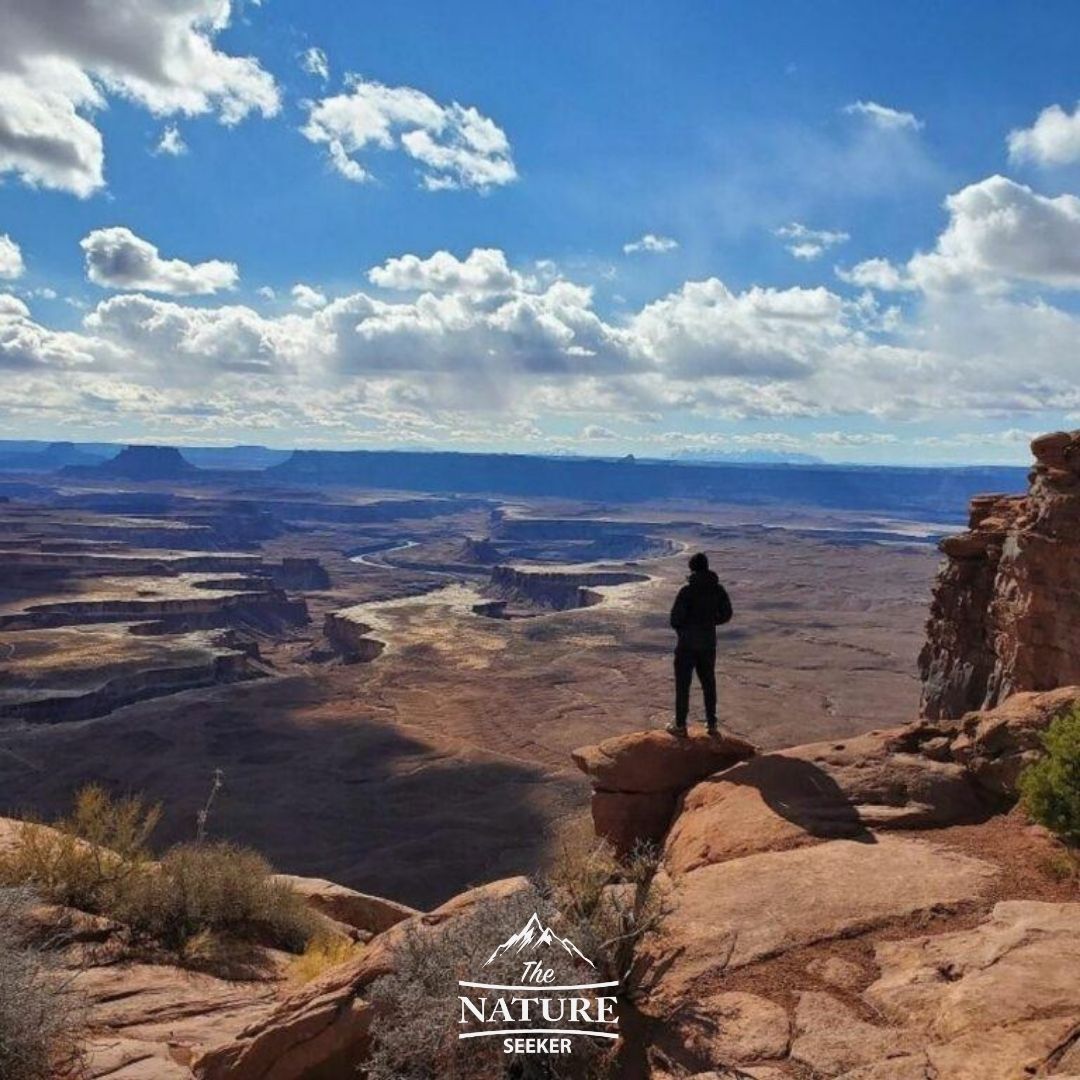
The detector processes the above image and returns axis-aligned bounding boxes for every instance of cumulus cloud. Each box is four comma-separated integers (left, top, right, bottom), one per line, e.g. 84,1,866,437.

155,124,187,156
81,227,239,295
774,222,849,260
291,283,327,309
905,176,1080,291
581,424,616,439
0,234,23,280
301,77,516,191
623,233,679,255
10,243,1080,445
843,101,923,131
368,248,519,294
0,0,279,196
835,257,912,291
1008,103,1080,166
300,47,330,82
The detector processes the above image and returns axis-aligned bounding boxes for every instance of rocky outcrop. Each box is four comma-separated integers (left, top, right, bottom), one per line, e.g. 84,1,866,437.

485,564,649,613
322,610,384,662
572,728,757,855
904,686,1080,798
193,876,530,1080
272,875,419,938
921,429,1080,719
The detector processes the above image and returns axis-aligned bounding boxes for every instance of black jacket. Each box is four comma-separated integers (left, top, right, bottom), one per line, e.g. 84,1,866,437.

670,569,733,650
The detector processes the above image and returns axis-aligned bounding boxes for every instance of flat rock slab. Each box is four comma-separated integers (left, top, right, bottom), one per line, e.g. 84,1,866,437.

638,836,997,1002
572,728,757,794
867,900,1080,1040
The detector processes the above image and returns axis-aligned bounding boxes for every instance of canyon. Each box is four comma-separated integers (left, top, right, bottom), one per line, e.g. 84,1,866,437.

1,432,1077,1078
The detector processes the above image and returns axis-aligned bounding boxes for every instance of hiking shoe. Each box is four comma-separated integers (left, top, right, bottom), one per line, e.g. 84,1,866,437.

665,722,688,737
706,720,719,735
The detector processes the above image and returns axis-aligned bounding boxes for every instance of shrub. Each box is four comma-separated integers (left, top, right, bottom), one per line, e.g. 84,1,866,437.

117,842,319,954
1020,707,1080,844
0,785,158,912
0,790,318,965
0,888,82,1080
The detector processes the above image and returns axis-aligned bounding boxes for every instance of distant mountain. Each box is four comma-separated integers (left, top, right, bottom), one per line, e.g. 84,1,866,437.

67,444,198,481
671,448,824,465
267,448,1028,522
0,441,109,471
181,445,292,470
484,912,595,968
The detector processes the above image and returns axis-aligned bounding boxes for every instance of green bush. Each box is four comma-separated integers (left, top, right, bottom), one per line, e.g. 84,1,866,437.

1020,707,1080,843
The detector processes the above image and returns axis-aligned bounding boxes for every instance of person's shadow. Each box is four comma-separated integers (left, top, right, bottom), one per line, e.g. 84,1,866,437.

722,752,878,844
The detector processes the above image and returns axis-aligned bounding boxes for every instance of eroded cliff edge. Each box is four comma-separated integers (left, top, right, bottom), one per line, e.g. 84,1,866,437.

920,428,1080,719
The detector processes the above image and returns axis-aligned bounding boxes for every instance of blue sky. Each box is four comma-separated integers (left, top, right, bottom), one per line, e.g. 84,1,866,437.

4,1,1080,463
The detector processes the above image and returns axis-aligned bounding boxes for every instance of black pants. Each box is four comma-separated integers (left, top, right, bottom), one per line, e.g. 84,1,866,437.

674,645,717,725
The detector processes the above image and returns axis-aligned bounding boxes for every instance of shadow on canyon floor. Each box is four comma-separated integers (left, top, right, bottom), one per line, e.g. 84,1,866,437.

0,673,579,910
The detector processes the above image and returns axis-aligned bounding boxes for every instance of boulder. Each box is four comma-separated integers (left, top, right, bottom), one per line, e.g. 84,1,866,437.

658,991,790,1069
942,686,1080,796
572,728,757,854
665,730,988,875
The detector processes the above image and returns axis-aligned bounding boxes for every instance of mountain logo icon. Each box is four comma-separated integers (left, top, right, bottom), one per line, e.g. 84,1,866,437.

484,912,596,968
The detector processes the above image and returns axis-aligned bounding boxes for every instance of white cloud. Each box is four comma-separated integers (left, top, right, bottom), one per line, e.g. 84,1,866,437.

0,234,23,280
300,47,330,82
155,124,187,156
368,248,519,294
257,286,276,300
774,222,849,260
81,227,239,295
843,100,923,132
907,175,1080,291
301,77,516,191
581,424,616,439
291,283,327,310
1008,104,1080,166
835,257,912,291
623,233,679,255
0,0,279,196
10,243,1080,444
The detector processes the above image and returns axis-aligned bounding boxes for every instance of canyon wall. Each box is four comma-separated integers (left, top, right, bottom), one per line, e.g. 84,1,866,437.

920,430,1080,719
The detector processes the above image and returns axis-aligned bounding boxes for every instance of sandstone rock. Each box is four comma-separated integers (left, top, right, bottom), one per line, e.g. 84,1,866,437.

272,874,419,936
921,429,1080,718
925,1018,1080,1080
193,876,531,1080
573,728,757,794
572,728,756,854
790,991,919,1077
805,956,865,991
834,1058,930,1080
75,962,278,1079
657,991,790,1069
636,836,996,1006
867,900,1080,1037
943,686,1080,796
665,731,987,874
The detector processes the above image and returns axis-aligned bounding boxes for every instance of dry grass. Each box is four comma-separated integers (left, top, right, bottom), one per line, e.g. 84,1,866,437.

288,934,365,986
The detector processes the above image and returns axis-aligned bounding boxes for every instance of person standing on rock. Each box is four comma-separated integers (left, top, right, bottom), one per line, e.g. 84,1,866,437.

667,551,732,736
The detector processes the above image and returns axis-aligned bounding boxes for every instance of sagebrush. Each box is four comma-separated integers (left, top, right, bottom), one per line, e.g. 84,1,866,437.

0,786,318,961
0,888,82,1080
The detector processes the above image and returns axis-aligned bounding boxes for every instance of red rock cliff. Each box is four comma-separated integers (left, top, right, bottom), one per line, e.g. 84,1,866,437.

920,429,1080,719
